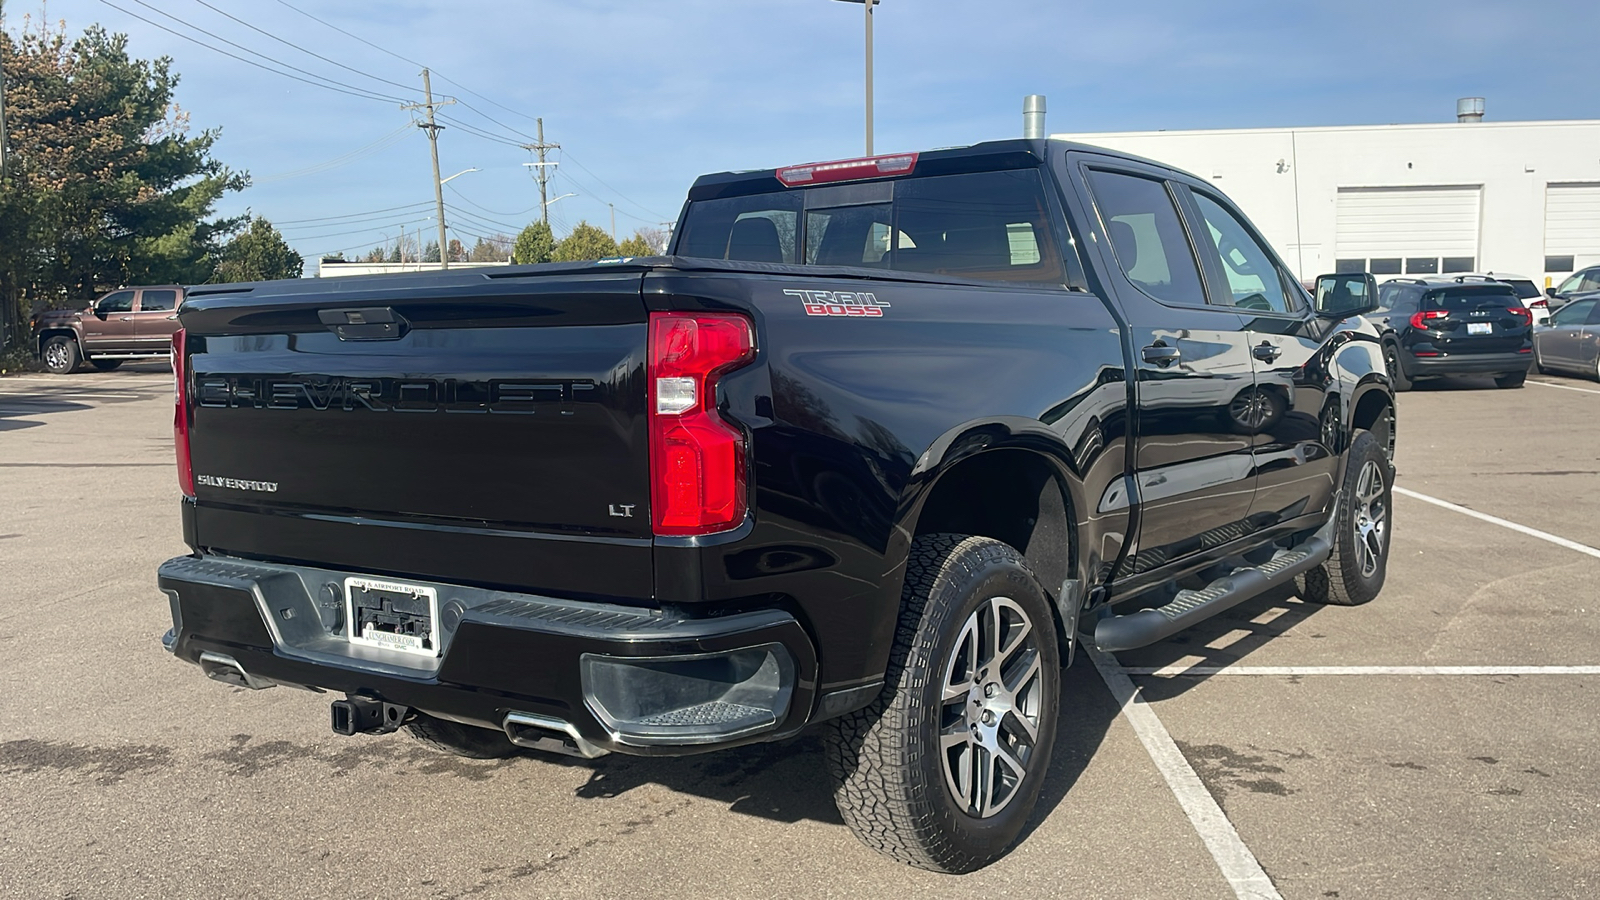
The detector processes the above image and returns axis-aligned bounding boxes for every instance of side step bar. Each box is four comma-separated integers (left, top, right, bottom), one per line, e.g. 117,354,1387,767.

1093,536,1332,652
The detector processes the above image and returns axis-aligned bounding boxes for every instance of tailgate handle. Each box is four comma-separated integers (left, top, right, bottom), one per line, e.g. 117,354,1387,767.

318,307,409,341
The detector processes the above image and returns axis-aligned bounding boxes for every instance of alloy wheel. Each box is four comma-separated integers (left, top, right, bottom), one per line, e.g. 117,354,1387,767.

1352,459,1388,578
45,343,68,371
939,596,1045,818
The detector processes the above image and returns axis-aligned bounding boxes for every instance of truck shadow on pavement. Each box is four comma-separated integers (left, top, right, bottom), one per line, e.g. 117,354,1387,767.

564,652,1121,841
1109,583,1328,703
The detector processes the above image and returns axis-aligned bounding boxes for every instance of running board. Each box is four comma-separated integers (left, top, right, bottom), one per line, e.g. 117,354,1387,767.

1093,536,1332,652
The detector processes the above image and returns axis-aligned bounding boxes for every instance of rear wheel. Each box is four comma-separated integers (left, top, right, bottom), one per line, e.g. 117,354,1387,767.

1383,341,1412,392
1296,430,1390,606
42,336,81,375
827,534,1060,873
1494,371,1526,389
89,359,123,371
405,713,520,759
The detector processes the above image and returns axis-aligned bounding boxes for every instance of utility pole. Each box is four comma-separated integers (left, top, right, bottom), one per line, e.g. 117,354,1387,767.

522,118,560,227
608,203,615,241
401,69,455,270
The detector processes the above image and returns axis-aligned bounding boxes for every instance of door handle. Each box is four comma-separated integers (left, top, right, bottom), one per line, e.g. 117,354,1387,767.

119,316,133,321
1252,342,1281,362
165,314,178,320
1142,343,1181,367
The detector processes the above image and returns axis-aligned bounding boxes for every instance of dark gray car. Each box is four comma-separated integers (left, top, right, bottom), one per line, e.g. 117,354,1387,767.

1533,295,1600,380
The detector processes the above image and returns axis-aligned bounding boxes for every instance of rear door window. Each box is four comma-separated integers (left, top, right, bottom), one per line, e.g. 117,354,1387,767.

1084,169,1207,307
139,289,178,312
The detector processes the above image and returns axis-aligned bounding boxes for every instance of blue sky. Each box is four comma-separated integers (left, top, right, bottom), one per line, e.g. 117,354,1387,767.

9,0,1599,263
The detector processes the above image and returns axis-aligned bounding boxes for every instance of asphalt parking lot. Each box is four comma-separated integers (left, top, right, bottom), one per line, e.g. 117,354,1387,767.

3,363,1598,899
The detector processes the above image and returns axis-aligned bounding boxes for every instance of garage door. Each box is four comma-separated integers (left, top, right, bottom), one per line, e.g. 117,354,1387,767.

1545,183,1600,275
1334,185,1481,276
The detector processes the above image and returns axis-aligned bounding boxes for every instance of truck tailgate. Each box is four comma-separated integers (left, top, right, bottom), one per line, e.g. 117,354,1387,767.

179,269,653,599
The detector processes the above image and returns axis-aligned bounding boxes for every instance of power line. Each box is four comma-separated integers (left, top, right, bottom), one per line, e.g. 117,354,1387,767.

92,0,403,105
284,215,434,243
185,0,422,98
444,182,541,219
558,149,670,221
443,203,521,235
274,200,434,226
121,0,413,102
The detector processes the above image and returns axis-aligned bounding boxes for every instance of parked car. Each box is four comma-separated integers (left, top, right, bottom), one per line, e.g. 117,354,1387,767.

31,285,186,374
1478,273,1547,324
1543,266,1600,318
157,139,1395,873
1533,295,1600,380
1371,277,1533,390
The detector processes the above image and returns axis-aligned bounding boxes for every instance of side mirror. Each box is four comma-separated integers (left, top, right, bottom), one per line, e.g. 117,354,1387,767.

1312,272,1379,319
1546,286,1558,298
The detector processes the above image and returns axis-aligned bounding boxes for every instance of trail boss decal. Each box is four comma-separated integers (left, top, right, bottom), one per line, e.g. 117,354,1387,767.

784,289,892,318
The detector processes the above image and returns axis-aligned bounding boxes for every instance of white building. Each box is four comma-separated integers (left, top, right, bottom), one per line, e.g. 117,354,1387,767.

1055,114,1600,286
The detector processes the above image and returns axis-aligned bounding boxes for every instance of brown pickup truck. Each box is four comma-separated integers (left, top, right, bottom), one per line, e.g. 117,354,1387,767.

32,285,186,374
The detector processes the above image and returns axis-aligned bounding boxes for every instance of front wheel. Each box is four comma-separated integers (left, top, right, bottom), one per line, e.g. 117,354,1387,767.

1296,430,1391,606
42,336,81,375
827,534,1060,873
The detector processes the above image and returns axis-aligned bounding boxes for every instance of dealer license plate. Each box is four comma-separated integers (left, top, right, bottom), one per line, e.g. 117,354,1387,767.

1467,322,1493,335
345,577,440,657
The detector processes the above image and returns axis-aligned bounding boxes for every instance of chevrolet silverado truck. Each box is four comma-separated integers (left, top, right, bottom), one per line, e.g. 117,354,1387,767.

158,139,1395,872
33,285,186,373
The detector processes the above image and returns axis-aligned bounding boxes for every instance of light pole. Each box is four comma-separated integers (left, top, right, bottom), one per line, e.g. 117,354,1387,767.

434,168,478,268
832,0,879,155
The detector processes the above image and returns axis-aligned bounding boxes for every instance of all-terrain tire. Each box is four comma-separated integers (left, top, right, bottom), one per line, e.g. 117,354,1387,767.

1494,371,1526,388
826,534,1060,873
1296,430,1391,606
89,359,123,371
405,713,520,759
42,336,81,375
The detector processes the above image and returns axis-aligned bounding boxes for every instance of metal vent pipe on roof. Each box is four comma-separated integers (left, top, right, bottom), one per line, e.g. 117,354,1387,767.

1457,97,1485,123
1023,95,1047,139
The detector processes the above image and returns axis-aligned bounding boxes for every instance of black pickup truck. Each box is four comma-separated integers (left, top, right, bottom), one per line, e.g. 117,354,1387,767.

158,139,1395,872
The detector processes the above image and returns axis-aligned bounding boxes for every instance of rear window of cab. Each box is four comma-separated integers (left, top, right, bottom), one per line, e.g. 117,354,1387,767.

675,169,1085,287
1422,287,1519,311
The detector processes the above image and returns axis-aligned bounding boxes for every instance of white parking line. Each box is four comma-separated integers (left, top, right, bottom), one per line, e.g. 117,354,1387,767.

1527,379,1600,396
1089,647,1282,900
1124,665,1600,677
1393,486,1600,561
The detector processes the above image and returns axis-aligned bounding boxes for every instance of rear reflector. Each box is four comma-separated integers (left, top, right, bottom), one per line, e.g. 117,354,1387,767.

648,312,756,536
172,329,195,497
776,152,918,187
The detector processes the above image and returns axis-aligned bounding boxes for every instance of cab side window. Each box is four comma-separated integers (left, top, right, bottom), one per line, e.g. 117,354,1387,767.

96,291,135,314
1552,299,1596,326
1085,169,1207,306
140,290,178,312
1187,191,1296,314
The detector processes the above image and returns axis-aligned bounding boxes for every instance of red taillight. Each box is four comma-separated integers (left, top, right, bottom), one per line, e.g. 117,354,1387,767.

775,152,917,187
1529,299,1548,310
1409,309,1448,330
648,312,755,535
172,328,195,497
1508,307,1531,325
